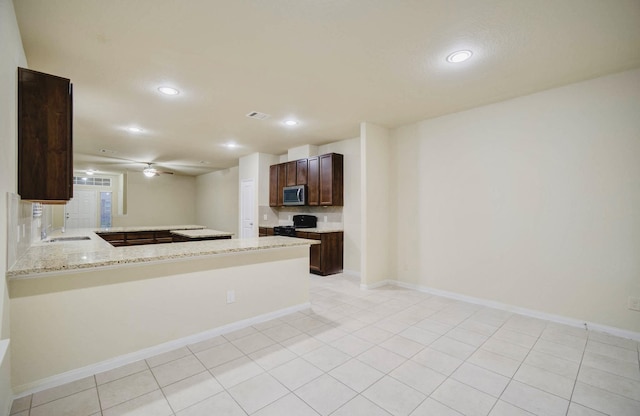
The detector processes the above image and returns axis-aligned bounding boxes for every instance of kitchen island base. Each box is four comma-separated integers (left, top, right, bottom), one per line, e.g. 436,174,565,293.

10,245,310,393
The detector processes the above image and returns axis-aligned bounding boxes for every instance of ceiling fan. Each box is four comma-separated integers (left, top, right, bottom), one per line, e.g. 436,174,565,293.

142,163,174,177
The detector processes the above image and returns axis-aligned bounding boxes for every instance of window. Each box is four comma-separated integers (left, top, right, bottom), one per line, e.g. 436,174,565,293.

73,176,112,187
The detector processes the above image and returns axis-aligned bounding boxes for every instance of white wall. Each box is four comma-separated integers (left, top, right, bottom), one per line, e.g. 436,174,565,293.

195,167,239,234
318,137,361,275
360,123,392,287
0,0,26,411
112,172,197,227
394,68,640,334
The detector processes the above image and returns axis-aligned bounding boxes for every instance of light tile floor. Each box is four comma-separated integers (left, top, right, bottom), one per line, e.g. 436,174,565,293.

10,274,640,416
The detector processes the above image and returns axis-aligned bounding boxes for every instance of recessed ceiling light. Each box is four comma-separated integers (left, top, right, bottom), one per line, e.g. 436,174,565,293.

127,127,143,133
224,142,238,149
446,50,473,63
284,120,299,126
158,86,180,95
86,169,95,175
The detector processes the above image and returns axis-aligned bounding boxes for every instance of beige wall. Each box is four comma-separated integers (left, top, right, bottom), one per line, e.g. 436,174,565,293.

394,68,640,333
112,172,196,227
360,123,392,287
195,167,239,234
0,0,26,410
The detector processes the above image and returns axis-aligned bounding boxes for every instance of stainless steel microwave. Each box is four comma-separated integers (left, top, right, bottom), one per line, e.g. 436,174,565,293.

283,185,306,206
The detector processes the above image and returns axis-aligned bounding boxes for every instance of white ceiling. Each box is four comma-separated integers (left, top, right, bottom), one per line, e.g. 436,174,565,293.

13,0,640,176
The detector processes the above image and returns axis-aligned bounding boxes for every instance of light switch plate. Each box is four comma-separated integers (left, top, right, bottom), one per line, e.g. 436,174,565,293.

227,290,236,304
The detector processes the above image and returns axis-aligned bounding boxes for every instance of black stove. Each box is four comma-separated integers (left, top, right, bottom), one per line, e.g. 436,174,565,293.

273,215,317,237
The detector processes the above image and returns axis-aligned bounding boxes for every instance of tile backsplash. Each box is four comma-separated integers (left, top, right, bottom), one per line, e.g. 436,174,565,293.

259,205,343,229
6,192,48,269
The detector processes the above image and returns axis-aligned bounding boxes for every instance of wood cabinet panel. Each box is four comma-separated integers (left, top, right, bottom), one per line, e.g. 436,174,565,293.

277,163,286,206
307,157,319,206
319,153,343,206
18,67,73,203
269,165,278,207
296,159,308,185
285,161,297,186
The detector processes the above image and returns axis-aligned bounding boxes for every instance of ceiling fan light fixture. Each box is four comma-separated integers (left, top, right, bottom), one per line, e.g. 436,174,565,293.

446,50,473,63
158,86,180,95
143,167,156,177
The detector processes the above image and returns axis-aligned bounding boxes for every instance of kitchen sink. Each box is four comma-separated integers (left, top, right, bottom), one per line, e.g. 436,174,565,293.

47,236,91,243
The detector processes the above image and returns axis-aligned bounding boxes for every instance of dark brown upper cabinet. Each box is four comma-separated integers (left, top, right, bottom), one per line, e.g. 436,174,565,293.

18,67,73,203
319,153,343,206
269,164,279,207
276,163,286,206
296,159,308,185
285,161,297,186
307,156,320,206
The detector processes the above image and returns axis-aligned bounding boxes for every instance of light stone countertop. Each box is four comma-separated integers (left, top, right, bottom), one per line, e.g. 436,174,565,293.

257,225,344,233
171,229,234,238
95,225,206,233
8,229,318,279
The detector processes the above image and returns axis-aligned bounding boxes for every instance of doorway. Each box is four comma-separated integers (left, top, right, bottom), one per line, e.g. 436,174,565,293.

65,189,98,229
240,179,255,238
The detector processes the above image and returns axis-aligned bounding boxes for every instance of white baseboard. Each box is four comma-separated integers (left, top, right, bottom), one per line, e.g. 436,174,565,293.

367,280,640,342
13,302,311,398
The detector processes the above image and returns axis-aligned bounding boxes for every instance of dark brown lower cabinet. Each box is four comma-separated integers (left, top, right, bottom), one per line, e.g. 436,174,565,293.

258,227,275,237
171,235,231,242
297,231,343,276
97,230,226,246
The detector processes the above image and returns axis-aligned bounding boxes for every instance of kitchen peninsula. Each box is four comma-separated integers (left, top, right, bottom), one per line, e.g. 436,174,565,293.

8,227,319,393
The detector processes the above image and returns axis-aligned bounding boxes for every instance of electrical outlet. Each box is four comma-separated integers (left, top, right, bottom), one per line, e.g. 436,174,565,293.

628,297,640,311
288,215,291,221
263,214,267,221
227,290,236,304
324,216,328,222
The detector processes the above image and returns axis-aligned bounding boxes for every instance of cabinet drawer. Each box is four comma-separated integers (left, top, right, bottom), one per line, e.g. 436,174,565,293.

97,233,125,241
296,231,321,240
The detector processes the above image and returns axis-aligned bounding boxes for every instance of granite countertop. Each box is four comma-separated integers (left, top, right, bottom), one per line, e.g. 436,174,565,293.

8,229,318,279
95,225,206,233
171,229,234,238
258,225,344,233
